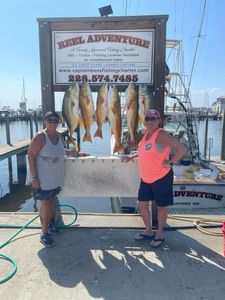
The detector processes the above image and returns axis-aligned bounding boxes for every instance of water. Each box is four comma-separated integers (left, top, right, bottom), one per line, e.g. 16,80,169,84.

0,120,112,212
0,119,223,212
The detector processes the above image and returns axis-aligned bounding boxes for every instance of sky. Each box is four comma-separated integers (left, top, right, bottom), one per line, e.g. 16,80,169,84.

0,0,225,110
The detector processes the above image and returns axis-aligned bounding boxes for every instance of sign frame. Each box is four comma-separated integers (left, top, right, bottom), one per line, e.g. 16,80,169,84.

37,15,168,117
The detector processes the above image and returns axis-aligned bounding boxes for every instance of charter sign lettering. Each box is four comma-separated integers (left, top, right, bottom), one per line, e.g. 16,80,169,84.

52,30,154,85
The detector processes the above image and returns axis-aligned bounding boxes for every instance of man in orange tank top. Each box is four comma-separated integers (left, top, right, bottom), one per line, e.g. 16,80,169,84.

122,109,186,247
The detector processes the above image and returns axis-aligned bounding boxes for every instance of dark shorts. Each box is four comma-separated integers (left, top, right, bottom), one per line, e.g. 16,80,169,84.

138,168,174,207
32,187,61,201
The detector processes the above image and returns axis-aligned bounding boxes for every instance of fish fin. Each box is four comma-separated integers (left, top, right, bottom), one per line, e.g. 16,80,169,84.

78,118,83,126
94,129,103,139
111,107,117,114
100,98,105,105
127,103,131,110
82,132,92,143
141,95,145,104
113,142,124,154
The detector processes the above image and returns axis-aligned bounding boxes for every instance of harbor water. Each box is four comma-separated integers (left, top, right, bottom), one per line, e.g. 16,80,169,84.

0,119,223,212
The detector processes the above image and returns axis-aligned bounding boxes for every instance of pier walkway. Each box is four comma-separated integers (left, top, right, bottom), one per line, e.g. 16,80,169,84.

0,212,224,299
0,139,30,161
0,128,68,162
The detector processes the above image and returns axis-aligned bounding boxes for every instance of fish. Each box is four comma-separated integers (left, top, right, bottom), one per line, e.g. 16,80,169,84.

94,83,108,139
108,85,123,154
79,82,94,143
138,84,156,125
125,82,139,149
62,82,81,151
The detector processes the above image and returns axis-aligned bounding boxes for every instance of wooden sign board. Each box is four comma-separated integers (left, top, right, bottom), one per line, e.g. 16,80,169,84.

37,15,168,116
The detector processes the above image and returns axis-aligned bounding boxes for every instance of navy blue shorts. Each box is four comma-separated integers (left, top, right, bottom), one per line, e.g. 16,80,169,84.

138,168,174,207
32,187,61,201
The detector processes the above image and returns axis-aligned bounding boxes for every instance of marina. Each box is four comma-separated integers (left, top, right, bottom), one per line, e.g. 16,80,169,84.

1,3,225,297
0,120,225,213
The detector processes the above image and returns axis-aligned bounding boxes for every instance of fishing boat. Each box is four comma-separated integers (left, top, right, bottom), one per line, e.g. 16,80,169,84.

111,37,225,212
61,38,225,212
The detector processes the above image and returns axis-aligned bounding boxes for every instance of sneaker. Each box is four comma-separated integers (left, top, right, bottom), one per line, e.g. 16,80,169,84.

40,233,56,247
48,223,60,234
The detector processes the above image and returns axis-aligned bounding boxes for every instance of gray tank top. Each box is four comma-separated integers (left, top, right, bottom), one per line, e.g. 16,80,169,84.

36,130,65,190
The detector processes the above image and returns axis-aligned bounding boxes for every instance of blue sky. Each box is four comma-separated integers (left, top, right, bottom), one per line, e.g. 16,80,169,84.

0,0,224,110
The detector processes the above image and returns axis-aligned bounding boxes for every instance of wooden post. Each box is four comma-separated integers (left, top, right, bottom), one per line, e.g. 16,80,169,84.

5,112,11,145
29,114,34,139
154,17,167,123
204,113,208,158
34,110,39,132
76,125,81,152
17,153,27,184
8,157,13,185
38,21,55,116
221,110,225,160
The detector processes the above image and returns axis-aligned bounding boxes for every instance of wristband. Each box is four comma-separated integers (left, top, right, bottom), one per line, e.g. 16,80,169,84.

31,176,38,181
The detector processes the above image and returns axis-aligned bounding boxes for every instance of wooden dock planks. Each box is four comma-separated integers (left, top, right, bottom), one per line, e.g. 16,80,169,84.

0,139,30,161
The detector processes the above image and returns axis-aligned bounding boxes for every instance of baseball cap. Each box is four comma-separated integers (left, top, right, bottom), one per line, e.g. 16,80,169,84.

44,111,60,120
144,109,161,118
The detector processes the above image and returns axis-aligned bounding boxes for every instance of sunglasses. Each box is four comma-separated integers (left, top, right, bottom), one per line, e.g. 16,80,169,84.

46,118,59,124
145,116,160,121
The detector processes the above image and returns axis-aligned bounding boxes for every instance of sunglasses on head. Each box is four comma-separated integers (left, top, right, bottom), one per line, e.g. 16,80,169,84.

46,118,59,124
145,116,160,121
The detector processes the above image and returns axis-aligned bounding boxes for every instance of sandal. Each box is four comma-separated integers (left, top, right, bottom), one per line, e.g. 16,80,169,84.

150,237,165,248
135,232,155,241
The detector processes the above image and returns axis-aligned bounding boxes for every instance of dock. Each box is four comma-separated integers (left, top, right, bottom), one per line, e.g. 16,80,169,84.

0,128,68,184
0,139,30,162
0,212,225,299
0,127,68,161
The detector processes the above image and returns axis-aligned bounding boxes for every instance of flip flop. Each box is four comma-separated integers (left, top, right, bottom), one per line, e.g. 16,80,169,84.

135,232,155,241
150,237,165,248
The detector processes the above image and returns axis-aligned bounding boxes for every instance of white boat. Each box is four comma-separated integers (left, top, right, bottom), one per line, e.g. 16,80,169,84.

113,38,225,212
61,40,225,213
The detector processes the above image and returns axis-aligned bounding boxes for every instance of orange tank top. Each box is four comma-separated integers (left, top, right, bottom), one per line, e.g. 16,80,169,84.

138,128,171,183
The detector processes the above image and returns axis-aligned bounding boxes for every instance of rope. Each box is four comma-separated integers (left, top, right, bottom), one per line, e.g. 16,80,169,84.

169,215,224,236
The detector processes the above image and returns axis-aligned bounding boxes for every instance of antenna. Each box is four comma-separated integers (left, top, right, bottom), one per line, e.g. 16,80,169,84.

186,0,207,100
21,78,27,102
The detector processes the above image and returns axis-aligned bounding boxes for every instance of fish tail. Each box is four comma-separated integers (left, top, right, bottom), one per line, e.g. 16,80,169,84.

94,128,103,139
78,117,83,126
83,132,92,143
64,136,78,152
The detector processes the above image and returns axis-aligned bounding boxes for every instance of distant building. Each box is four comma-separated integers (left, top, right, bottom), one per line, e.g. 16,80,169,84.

212,96,225,115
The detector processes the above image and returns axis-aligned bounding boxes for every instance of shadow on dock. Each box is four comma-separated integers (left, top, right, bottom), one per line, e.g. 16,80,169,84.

0,212,224,299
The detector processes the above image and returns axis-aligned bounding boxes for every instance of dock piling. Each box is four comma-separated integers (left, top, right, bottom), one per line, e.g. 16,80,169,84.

5,112,11,145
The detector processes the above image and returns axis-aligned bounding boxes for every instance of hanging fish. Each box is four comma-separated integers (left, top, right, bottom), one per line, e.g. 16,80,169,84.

79,82,94,143
138,84,154,125
108,85,123,154
125,82,139,149
62,82,81,151
94,83,108,139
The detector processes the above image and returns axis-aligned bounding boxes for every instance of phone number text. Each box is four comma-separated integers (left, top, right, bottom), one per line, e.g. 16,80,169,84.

68,74,139,83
